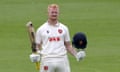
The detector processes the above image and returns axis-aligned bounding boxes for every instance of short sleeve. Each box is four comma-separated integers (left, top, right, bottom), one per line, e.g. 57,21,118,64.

35,29,42,44
64,27,71,42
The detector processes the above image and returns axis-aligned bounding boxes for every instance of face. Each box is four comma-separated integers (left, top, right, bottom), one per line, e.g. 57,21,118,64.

48,7,59,20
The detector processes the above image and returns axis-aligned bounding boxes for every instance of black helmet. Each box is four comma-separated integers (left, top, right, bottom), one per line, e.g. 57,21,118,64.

72,32,87,49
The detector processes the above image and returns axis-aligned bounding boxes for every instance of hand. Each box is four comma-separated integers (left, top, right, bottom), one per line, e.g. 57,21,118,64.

75,51,86,61
29,53,40,63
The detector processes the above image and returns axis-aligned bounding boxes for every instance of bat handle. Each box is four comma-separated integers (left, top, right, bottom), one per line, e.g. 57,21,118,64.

35,62,40,70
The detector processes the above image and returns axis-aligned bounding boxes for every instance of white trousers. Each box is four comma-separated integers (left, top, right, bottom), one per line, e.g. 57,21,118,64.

40,55,71,72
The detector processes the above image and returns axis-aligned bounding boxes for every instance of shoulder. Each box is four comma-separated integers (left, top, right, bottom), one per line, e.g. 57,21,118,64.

36,22,48,32
59,22,69,31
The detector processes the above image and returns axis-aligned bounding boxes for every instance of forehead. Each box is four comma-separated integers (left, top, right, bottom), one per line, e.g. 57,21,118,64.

48,8,58,12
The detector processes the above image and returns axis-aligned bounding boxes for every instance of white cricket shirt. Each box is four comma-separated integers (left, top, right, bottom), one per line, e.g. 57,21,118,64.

35,21,70,58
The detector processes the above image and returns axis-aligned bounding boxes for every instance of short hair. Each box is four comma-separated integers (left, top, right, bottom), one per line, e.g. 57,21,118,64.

48,4,59,11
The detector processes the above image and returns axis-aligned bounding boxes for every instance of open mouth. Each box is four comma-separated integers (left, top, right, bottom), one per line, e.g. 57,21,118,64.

52,15,57,17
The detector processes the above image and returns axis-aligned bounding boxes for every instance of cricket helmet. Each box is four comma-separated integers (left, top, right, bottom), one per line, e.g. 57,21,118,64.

72,32,87,49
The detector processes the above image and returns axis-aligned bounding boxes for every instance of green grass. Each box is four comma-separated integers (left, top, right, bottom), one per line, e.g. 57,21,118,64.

0,0,120,72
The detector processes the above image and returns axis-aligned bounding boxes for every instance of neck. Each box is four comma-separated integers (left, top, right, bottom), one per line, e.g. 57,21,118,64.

48,19,58,25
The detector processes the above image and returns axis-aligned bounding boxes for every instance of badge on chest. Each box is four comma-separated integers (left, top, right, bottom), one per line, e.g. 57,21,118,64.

45,28,64,42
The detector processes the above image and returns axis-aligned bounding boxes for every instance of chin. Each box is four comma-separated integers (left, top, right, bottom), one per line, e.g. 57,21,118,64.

51,17,57,20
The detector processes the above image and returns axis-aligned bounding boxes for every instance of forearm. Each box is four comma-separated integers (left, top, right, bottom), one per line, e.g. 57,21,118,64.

36,44,41,50
35,44,41,54
64,41,86,61
64,41,77,57
66,45,77,57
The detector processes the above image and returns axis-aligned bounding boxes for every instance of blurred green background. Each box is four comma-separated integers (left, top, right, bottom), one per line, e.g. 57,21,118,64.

0,0,120,72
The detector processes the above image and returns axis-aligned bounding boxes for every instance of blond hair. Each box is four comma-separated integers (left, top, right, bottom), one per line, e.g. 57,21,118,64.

48,4,59,12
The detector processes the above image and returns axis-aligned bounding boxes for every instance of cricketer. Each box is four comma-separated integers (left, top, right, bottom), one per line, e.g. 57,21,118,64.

29,4,86,72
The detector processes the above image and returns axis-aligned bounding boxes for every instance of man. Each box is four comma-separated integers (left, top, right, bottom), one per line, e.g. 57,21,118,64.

30,4,86,72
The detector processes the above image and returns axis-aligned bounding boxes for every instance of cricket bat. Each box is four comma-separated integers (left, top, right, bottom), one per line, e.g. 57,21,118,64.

26,21,40,70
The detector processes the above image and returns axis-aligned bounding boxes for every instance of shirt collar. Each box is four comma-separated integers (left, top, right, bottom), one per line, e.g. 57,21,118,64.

46,21,60,27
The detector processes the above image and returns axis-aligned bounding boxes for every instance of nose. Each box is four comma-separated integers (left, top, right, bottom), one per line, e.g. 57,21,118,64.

52,12,57,15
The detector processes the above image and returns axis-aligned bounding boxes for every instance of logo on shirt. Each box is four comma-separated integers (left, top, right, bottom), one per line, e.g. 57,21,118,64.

46,30,49,34
58,29,62,34
49,37,60,42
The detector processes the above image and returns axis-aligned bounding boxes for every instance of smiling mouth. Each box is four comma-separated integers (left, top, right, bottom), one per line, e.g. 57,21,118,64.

52,15,57,17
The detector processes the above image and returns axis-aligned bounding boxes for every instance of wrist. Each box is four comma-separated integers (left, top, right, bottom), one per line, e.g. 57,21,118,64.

36,50,41,54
